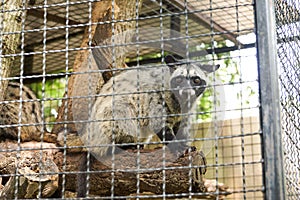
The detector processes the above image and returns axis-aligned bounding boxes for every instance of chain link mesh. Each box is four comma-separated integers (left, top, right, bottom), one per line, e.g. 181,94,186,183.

275,0,300,199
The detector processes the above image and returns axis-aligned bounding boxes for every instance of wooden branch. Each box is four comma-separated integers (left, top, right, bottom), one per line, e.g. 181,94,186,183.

0,0,28,109
0,142,59,199
51,1,111,135
0,141,231,199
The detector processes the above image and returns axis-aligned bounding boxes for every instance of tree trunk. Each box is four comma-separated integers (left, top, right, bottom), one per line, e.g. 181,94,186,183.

52,0,143,135
0,0,27,109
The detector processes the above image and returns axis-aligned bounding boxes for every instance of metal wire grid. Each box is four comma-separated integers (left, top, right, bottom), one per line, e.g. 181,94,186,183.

275,0,300,199
5,0,256,76
0,0,267,199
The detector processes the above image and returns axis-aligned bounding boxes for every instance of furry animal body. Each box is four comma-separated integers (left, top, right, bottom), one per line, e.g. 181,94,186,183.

80,55,219,157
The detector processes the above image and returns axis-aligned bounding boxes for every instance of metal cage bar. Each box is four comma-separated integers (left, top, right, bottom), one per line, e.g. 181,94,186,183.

255,0,286,199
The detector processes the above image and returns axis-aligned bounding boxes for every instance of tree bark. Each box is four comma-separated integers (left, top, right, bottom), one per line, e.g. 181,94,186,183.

0,142,59,199
52,0,143,135
0,141,231,199
0,0,27,109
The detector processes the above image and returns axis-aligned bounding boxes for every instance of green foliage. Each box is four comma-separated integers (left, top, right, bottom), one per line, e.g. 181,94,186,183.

30,78,66,131
196,41,240,122
198,88,214,120
125,52,165,63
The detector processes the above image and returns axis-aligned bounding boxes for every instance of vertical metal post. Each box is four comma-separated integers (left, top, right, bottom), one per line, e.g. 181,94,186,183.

255,0,286,199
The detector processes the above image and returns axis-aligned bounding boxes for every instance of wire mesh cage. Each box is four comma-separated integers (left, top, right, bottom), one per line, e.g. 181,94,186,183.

276,0,300,199
0,0,290,199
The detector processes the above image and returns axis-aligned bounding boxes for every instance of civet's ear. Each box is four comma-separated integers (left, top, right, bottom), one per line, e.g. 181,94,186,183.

200,64,220,73
165,55,178,68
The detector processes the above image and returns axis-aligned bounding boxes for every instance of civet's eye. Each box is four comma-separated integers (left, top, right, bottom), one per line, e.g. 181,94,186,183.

193,77,202,85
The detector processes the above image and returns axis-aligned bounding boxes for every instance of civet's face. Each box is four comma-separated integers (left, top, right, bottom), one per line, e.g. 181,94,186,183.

165,55,220,105
170,68,207,102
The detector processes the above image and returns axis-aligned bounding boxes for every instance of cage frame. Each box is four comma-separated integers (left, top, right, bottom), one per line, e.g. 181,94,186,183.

255,0,286,199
